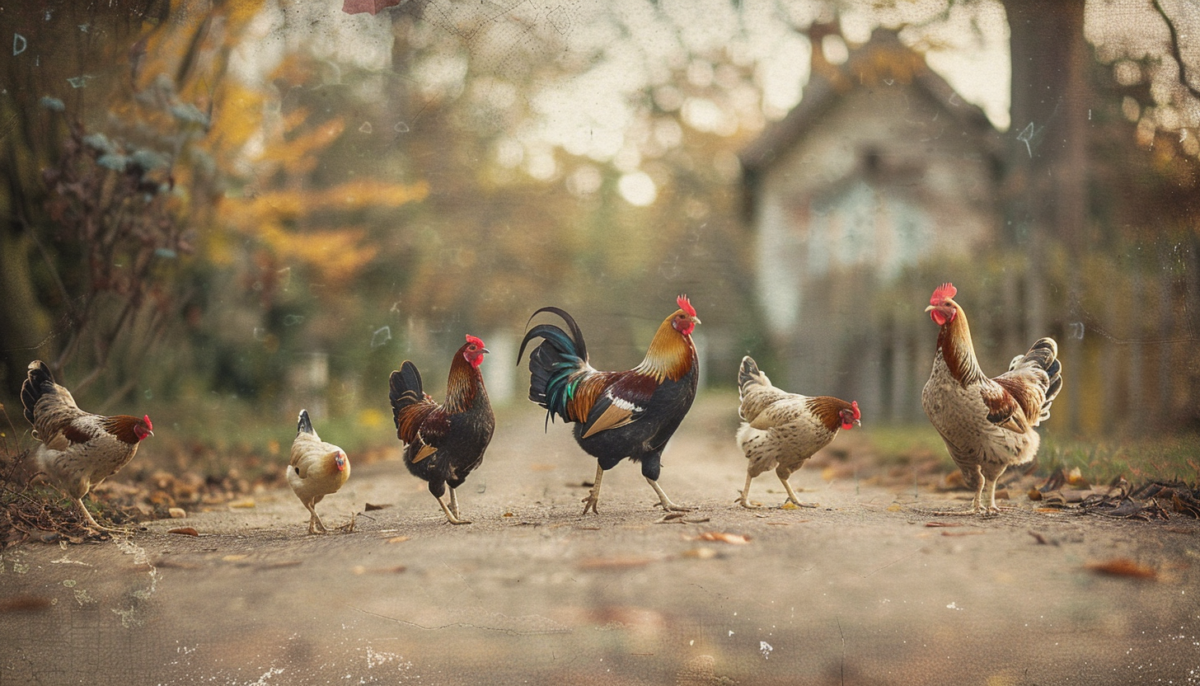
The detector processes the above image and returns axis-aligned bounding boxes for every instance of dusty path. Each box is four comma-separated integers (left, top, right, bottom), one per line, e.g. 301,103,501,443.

2,397,1198,685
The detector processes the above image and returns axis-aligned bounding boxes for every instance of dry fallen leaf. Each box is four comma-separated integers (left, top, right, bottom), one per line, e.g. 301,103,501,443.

680,547,718,560
925,522,963,528
780,502,799,510
386,536,409,544
941,531,986,537
1028,530,1057,546
168,508,187,519
1027,488,1043,501
364,503,392,511
886,504,903,512
228,499,255,509
167,527,199,537
1085,558,1157,580
697,532,751,545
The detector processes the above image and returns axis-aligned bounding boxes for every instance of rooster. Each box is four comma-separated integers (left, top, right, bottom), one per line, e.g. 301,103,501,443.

921,283,1063,514
518,295,701,514
389,335,494,525
735,356,860,509
19,360,153,531
287,409,350,534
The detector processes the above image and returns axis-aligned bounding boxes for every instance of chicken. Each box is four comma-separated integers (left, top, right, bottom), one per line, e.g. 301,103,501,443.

517,295,701,515
921,283,1063,514
735,356,860,509
287,409,350,534
19,360,153,532
389,335,494,525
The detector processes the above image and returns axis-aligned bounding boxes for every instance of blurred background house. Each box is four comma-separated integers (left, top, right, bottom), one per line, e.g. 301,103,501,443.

740,28,1003,423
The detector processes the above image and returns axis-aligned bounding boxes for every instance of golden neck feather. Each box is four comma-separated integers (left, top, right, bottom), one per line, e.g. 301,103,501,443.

635,311,696,383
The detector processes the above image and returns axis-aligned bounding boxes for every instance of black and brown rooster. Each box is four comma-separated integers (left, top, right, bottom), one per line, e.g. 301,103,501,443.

518,295,701,514
389,335,495,525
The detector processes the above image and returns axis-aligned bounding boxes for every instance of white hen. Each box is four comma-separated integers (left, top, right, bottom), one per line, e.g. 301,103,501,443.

287,409,350,534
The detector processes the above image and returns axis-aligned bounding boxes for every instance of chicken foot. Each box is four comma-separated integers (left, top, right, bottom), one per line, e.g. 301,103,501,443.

74,497,131,535
777,471,818,508
581,464,605,515
734,473,761,509
435,491,472,525
304,501,328,534
647,477,690,512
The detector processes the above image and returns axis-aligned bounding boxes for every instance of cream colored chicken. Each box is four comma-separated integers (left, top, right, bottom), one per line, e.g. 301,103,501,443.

288,409,350,534
21,360,154,532
735,356,859,509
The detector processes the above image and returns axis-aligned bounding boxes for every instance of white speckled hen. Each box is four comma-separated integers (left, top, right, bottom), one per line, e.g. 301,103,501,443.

735,356,859,509
921,283,1063,514
20,360,153,532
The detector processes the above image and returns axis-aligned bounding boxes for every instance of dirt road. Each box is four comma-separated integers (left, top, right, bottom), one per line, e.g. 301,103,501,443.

2,397,1198,685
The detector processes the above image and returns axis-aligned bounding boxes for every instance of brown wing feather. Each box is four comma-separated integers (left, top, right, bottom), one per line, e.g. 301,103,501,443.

565,373,615,424
581,404,634,439
411,442,438,464
395,401,439,444
980,380,1030,433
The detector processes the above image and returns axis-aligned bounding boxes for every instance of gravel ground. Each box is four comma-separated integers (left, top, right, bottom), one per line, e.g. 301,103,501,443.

2,397,1198,685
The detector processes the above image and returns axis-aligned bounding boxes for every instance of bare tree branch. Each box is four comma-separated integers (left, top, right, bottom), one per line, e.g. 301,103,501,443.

1151,0,1200,101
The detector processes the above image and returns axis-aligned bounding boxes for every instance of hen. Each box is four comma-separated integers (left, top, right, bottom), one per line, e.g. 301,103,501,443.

287,409,350,534
921,283,1063,514
19,360,153,531
389,335,494,525
735,356,860,508
518,295,701,514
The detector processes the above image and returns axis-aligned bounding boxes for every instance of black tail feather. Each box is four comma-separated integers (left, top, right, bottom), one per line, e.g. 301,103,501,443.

388,361,425,429
517,307,587,365
20,361,54,428
518,307,589,425
297,409,314,436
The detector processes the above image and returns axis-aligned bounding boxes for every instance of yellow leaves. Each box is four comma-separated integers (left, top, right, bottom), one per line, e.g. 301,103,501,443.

214,178,428,281
265,119,347,174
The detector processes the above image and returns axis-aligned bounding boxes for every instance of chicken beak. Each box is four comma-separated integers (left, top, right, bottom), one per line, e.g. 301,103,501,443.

482,347,491,354
690,316,702,325
924,305,936,313
854,419,862,427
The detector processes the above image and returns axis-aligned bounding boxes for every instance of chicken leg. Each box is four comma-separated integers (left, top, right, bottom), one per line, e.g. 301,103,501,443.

646,477,690,512
304,500,328,534
435,492,471,525
581,464,605,515
735,473,761,509
776,467,817,508
72,496,133,535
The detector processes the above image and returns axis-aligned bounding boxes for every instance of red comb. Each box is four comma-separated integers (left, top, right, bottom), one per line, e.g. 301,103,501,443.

676,294,696,318
930,283,957,305
851,401,860,420
465,334,485,348
143,415,153,431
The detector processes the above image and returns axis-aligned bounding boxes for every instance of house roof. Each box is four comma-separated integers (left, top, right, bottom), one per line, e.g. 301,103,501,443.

739,29,1002,183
